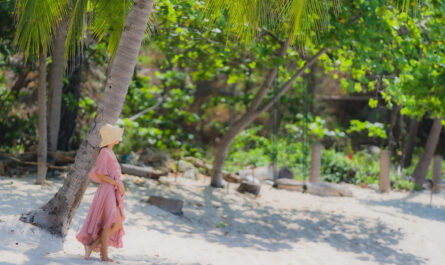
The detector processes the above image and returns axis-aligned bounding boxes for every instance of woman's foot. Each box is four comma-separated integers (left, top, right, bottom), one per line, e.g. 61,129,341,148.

84,245,93,260
101,256,117,263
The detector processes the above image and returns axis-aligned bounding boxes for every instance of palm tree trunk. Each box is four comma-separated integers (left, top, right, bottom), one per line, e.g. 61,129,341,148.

58,55,82,151
412,118,443,186
35,49,48,185
20,0,154,236
47,19,68,173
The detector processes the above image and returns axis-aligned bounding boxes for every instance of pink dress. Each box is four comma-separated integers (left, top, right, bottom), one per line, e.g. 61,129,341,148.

76,147,125,252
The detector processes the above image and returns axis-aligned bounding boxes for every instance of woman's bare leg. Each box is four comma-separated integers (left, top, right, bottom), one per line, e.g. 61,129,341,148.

110,206,122,235
84,232,102,260
100,227,113,262
85,205,121,261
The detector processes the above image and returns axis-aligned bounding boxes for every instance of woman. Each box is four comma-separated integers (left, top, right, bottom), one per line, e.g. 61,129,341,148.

76,123,126,262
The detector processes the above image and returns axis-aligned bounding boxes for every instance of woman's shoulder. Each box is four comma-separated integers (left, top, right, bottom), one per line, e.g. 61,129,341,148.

100,147,117,161
99,147,113,158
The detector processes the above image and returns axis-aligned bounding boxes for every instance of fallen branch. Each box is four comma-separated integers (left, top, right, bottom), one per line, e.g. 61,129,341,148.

0,153,70,170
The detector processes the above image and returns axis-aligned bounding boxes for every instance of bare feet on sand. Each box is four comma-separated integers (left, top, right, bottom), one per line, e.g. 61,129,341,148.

84,245,93,260
101,256,119,263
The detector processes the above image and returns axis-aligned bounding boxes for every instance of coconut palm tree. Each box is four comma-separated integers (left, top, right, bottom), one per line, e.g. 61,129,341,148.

17,0,420,236
19,0,154,236
14,0,67,184
47,19,68,176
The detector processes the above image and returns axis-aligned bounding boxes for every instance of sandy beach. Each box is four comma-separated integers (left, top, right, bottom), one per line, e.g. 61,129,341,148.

1,174,444,265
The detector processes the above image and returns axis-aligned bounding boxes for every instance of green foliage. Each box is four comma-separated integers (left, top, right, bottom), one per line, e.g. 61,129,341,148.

286,115,346,142
321,148,355,183
326,0,445,120
225,126,310,179
347,120,387,140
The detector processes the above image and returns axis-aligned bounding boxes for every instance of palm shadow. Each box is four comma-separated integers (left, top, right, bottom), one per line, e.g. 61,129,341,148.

122,177,427,265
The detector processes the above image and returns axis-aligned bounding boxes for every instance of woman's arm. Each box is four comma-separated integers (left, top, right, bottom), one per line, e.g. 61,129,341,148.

96,173,119,187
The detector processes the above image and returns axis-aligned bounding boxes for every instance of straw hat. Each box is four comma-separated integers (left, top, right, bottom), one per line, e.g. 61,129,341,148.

99,123,124,147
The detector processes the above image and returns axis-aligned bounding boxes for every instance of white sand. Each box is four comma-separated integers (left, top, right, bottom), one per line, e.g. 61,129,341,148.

1,174,444,265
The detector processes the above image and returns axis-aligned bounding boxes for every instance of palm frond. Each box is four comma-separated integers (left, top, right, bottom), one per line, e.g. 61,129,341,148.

204,0,334,45
204,0,421,45
65,0,90,63
15,0,68,60
92,0,133,60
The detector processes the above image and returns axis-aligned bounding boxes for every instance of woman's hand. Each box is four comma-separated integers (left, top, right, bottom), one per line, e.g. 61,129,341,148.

117,183,125,197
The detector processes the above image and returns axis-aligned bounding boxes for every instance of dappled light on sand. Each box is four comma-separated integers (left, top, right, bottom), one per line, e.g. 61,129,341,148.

1,174,444,264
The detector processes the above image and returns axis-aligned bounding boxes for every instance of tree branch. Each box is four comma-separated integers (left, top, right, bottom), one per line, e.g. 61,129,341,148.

246,36,291,113
257,47,329,114
261,28,283,45
128,97,163,122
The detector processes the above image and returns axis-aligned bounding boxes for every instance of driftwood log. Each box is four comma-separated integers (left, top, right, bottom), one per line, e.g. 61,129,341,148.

276,178,353,197
120,164,167,180
183,156,242,183
146,195,183,216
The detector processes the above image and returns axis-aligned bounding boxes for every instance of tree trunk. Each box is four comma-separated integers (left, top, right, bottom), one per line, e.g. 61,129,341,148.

35,49,48,185
401,118,419,168
379,150,391,193
58,55,82,151
47,20,68,171
412,118,443,186
211,112,258,187
387,105,400,156
309,142,322,183
432,155,442,193
210,46,328,187
19,0,154,237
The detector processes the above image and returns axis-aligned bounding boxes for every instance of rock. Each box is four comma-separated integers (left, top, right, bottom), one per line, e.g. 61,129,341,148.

263,180,274,186
183,168,198,179
368,184,379,191
139,148,170,168
277,167,294,179
177,160,195,172
147,196,184,216
236,165,273,183
240,175,260,185
237,182,261,196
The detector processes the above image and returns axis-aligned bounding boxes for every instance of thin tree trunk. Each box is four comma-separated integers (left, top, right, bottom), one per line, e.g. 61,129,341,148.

387,105,400,156
412,118,443,186
20,0,154,237
35,49,48,185
47,19,68,171
432,155,442,193
379,150,391,193
210,47,328,187
401,118,419,168
309,142,322,183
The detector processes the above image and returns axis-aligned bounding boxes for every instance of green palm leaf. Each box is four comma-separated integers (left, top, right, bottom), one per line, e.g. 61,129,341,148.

15,0,68,59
